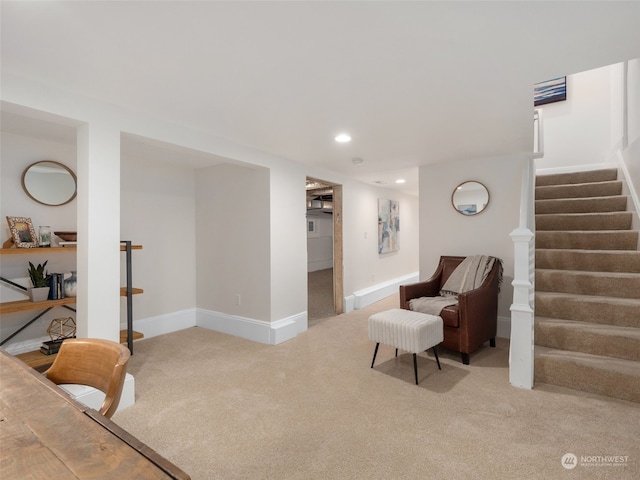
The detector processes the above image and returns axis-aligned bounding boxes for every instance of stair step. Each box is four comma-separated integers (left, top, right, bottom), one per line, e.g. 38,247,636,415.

535,168,618,187
535,195,628,214
535,317,640,361
535,292,640,328
536,212,632,231
535,180,622,200
534,346,640,403
536,230,639,250
536,249,640,273
536,269,640,299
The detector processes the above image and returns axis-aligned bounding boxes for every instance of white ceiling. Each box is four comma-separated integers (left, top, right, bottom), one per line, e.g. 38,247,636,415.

2,1,639,196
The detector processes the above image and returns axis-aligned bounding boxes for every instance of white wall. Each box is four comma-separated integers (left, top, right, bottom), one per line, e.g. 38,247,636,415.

1,75,419,347
120,154,197,324
0,130,78,351
0,131,78,236
343,181,419,295
268,164,309,322
419,154,524,328
628,59,640,148
623,59,640,192
536,65,617,171
195,163,271,321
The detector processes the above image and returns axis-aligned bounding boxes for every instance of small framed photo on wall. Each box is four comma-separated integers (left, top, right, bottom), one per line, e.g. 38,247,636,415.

6,216,39,248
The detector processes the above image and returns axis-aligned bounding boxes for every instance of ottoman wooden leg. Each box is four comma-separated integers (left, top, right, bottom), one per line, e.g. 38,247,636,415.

413,353,419,385
371,343,380,368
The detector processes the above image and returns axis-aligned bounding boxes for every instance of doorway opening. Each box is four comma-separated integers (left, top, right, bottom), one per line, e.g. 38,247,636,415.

306,177,343,326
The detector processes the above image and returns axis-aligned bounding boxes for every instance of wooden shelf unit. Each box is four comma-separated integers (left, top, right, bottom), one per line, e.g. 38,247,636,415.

15,330,144,370
0,244,141,255
1,242,144,362
0,246,77,255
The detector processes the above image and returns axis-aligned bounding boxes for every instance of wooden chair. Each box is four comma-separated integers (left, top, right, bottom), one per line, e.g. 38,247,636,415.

44,338,131,418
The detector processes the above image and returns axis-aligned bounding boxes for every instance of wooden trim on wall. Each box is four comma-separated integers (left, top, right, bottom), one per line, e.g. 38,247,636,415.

332,185,344,314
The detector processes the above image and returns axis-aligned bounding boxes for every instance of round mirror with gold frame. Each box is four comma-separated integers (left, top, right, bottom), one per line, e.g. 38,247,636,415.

452,181,489,216
21,160,77,206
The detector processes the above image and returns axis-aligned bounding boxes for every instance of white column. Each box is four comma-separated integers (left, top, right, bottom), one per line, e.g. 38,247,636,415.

76,122,121,342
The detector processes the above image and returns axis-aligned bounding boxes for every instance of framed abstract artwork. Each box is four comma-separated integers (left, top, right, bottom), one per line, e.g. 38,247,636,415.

378,199,399,254
534,76,567,106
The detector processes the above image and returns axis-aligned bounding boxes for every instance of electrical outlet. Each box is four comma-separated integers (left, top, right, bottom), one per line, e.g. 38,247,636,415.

236,294,241,306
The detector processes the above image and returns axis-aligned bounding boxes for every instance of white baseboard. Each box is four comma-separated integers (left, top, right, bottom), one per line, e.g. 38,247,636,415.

60,373,135,414
535,162,615,176
352,272,419,310
344,295,355,313
308,259,333,272
127,308,196,340
196,309,307,345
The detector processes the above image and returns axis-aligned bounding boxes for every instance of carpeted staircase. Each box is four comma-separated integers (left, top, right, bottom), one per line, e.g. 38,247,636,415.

534,168,640,403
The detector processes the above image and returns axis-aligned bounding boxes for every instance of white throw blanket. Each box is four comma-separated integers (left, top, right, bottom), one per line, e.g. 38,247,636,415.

409,255,498,316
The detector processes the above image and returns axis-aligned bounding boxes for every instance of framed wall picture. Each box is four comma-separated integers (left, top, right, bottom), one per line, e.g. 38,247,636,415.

6,216,39,248
378,199,400,254
534,76,567,106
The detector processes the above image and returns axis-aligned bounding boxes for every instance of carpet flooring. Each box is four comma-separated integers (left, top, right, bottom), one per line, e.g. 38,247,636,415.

307,268,334,327
114,294,640,480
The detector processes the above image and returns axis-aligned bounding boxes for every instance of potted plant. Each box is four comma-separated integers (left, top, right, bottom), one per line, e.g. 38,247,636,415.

27,260,50,302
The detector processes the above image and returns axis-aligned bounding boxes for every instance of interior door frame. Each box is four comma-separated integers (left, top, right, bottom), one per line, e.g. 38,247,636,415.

306,177,343,315
332,184,343,314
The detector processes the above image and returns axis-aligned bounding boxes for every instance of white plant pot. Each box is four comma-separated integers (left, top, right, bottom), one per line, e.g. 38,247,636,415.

29,286,50,302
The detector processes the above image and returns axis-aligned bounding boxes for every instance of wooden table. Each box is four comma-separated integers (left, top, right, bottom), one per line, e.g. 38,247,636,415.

0,350,190,479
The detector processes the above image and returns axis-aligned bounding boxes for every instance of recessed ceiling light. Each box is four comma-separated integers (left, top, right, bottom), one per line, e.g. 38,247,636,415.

396,179,406,184
335,133,351,143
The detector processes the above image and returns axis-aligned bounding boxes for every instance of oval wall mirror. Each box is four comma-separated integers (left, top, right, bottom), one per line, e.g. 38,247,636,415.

21,161,77,206
452,181,490,216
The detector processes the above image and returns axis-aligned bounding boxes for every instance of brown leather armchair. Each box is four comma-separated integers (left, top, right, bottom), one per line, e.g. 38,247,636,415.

399,256,500,365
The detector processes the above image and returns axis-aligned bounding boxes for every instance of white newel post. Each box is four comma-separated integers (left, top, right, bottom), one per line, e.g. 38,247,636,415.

509,227,535,389
76,122,121,342
509,149,536,389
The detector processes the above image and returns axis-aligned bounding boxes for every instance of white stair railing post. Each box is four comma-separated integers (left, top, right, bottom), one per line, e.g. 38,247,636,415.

509,135,537,388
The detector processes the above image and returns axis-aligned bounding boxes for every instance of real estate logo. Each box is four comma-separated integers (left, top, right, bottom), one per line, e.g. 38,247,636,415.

561,453,577,470
562,453,629,470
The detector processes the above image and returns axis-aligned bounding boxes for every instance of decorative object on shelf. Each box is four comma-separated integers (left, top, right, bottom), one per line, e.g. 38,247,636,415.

21,160,77,206
54,231,77,242
63,271,77,297
41,317,76,355
47,273,65,300
47,316,76,341
38,225,51,247
27,260,50,302
28,286,50,302
6,216,39,248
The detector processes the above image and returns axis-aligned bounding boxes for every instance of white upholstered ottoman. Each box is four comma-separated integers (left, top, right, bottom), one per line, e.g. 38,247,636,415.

368,308,444,385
